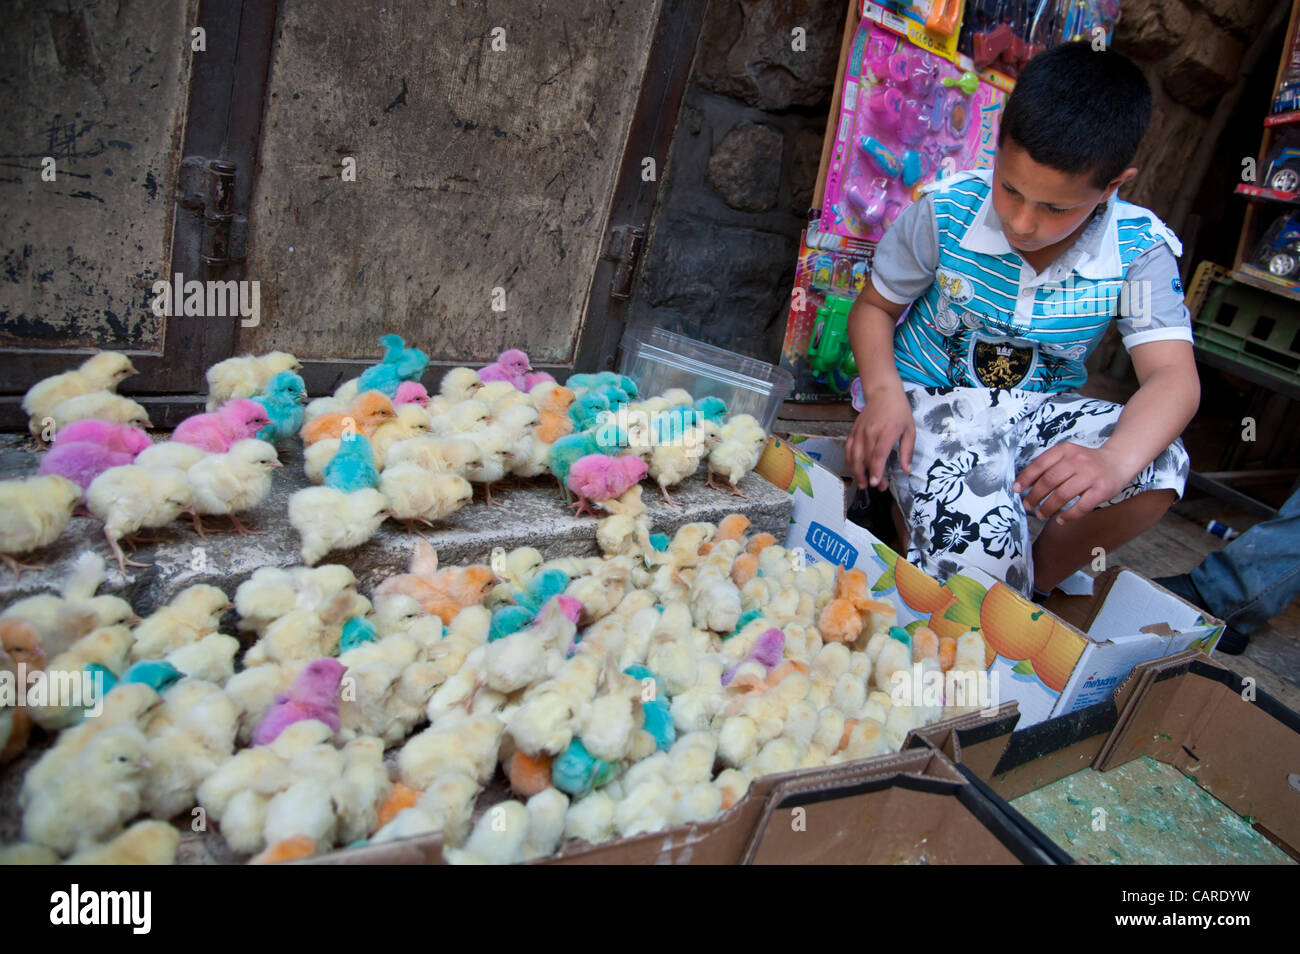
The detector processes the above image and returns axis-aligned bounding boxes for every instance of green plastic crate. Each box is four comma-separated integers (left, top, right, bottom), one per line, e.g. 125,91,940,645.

1193,275,1300,381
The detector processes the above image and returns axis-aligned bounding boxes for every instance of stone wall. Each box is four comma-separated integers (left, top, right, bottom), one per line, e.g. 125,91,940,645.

627,0,1285,367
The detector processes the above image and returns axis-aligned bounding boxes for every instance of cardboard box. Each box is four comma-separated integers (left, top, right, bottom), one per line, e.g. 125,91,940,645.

754,438,1226,729
780,432,848,478
982,650,1300,859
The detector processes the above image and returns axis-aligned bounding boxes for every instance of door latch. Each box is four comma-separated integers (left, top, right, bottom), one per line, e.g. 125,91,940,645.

602,225,644,301
177,156,247,267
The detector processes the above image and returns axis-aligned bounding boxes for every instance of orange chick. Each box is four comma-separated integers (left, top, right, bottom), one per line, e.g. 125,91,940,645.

302,391,397,446
701,513,750,555
817,597,863,645
730,552,759,587
536,387,576,445
938,636,957,672
249,836,318,864
746,533,777,555
376,783,420,829
912,626,940,663
507,749,555,797
1,619,47,671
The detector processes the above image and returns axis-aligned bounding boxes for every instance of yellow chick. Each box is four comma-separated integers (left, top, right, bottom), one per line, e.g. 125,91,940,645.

85,465,193,575
446,799,530,864
263,778,338,853
430,367,484,412
370,404,432,463
288,486,389,566
63,820,180,865
0,842,62,865
134,440,207,471
707,414,767,497
205,350,300,410
50,391,151,433
0,474,81,579
379,465,473,531
523,788,569,861
186,438,281,537
563,789,616,845
143,678,239,819
398,712,505,789
24,351,137,437
430,398,491,436
1,552,126,654
22,726,150,855
383,434,483,478
130,584,230,661
371,771,480,847
648,436,706,506
329,735,392,845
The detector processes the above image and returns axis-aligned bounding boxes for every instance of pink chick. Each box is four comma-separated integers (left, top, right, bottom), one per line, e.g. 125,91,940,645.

722,628,785,686
566,453,649,518
172,398,271,453
523,371,556,392
394,381,430,406
56,420,152,455
477,349,533,391
250,658,347,746
38,442,138,494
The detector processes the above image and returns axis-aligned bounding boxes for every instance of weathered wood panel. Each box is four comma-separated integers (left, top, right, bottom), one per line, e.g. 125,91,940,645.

0,0,194,352
239,0,658,366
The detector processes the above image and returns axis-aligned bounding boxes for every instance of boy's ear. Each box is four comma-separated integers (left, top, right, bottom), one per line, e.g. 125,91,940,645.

1104,166,1139,200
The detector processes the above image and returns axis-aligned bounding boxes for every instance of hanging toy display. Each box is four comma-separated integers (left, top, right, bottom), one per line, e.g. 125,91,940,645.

807,295,859,395
820,16,1006,243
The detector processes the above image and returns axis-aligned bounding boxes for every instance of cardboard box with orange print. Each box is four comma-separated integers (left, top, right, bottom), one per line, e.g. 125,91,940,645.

755,437,1225,728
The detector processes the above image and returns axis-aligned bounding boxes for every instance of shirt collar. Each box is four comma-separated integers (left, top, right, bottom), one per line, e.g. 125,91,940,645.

958,167,1123,279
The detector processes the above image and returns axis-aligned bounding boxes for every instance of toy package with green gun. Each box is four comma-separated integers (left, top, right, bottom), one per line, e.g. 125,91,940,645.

780,218,876,402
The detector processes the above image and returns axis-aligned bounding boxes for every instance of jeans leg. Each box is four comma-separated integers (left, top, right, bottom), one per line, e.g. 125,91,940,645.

1187,487,1300,633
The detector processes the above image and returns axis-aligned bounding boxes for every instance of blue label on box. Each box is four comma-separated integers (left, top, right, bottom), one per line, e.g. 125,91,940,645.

807,521,858,567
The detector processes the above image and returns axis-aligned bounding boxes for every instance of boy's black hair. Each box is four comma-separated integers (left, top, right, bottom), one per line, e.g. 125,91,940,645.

997,41,1152,190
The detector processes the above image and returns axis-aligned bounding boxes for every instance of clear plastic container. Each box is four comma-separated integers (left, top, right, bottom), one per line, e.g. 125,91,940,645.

617,323,794,430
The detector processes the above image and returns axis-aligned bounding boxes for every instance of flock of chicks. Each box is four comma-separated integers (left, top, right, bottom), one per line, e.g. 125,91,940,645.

0,512,988,865
1,340,770,577
0,339,986,865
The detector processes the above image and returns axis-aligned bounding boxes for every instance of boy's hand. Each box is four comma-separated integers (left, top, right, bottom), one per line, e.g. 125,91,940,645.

847,384,915,491
1014,443,1128,524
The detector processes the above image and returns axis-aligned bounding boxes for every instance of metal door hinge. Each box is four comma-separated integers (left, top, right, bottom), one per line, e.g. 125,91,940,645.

602,225,644,301
177,156,247,266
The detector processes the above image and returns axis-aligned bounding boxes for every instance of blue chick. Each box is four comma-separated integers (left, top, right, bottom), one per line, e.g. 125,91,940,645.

358,334,411,397
516,568,570,617
552,738,621,797
694,395,728,423
489,605,535,642
339,616,378,653
648,532,669,552
255,371,307,443
324,434,379,492
569,390,611,431
122,659,184,694
83,663,118,704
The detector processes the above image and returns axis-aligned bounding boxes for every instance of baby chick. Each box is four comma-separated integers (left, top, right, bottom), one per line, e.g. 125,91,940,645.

383,434,482,477
445,799,530,865
707,413,767,497
301,391,397,446
370,403,433,462
0,474,81,578
288,487,389,565
205,350,300,410
64,820,181,865
50,392,152,434
131,583,231,661
22,726,150,855
134,440,207,471
379,465,472,532
24,351,137,437
86,465,193,574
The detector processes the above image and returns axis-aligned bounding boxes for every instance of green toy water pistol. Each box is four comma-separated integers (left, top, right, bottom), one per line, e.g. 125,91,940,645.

808,294,858,394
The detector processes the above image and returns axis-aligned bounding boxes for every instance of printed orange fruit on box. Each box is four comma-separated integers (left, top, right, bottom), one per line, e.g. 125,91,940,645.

894,557,959,616
1029,625,1087,692
978,582,1055,661
755,437,813,495
925,609,970,640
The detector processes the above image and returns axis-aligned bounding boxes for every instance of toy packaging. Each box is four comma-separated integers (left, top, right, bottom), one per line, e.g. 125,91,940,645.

820,13,1006,243
780,222,878,401
958,0,1119,79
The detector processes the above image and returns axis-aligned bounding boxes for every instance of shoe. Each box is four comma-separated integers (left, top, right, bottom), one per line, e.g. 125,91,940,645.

1153,574,1250,655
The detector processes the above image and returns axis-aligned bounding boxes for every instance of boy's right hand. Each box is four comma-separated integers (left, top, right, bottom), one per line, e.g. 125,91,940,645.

847,383,915,491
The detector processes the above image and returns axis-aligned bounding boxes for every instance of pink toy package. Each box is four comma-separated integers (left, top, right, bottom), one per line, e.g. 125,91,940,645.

820,16,1006,242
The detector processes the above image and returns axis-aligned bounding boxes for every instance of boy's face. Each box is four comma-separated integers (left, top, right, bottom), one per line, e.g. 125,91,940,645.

991,138,1135,256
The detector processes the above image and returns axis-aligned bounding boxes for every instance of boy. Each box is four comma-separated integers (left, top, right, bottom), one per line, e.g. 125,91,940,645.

845,41,1198,601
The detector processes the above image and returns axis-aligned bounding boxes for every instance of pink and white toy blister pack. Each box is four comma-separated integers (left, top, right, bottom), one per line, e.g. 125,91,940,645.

820,17,1006,242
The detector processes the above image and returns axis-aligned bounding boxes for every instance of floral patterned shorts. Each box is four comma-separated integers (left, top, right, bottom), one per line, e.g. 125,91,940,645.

885,383,1190,599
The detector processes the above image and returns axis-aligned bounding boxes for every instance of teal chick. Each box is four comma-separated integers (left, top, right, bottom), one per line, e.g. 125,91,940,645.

564,372,599,393
725,608,763,640
552,737,620,797
694,395,728,423
888,625,912,648
357,334,408,397
83,663,118,705
256,370,307,444
323,433,379,492
651,404,699,444
591,383,631,410
648,532,669,552
338,616,378,653
515,568,570,617
122,659,184,694
569,390,611,431
642,699,676,751
489,605,535,642
549,431,602,490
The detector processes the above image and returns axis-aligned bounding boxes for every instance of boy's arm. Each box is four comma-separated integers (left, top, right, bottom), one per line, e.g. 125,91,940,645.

1015,339,1199,524
845,194,940,489
847,286,915,489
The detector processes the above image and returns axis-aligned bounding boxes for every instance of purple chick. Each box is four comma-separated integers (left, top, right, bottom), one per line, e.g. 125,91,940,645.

722,628,786,686
523,371,555,392
250,658,347,746
56,420,152,455
39,441,138,493
394,381,430,406
477,349,533,391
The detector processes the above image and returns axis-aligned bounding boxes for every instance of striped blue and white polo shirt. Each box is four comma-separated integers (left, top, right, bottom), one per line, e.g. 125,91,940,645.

868,167,1191,392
